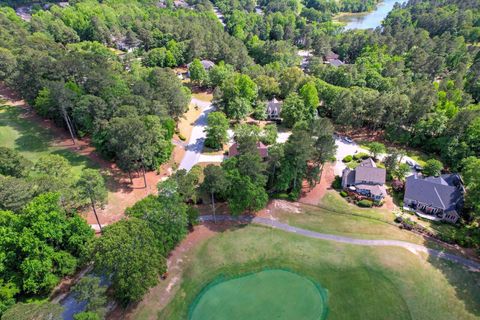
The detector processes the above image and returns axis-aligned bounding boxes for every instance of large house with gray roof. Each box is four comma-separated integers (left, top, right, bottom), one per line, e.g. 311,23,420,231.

341,158,387,201
403,174,464,223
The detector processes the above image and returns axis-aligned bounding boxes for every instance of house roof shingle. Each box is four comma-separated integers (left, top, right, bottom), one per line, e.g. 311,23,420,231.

404,174,464,212
267,98,282,115
353,159,386,185
355,184,387,197
187,60,215,70
229,142,268,158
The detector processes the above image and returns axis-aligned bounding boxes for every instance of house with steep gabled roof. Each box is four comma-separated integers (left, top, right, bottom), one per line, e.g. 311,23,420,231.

266,98,282,120
403,174,464,223
341,158,387,201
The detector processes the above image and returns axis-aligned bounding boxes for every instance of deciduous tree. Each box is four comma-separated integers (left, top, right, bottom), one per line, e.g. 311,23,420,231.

201,165,229,223
91,218,165,305
205,112,229,150
423,159,444,177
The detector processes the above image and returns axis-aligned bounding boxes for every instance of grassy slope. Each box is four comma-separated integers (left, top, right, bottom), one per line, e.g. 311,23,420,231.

158,225,480,320
0,105,98,178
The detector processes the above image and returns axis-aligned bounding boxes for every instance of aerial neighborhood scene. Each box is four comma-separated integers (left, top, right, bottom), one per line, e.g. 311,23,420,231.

0,0,480,319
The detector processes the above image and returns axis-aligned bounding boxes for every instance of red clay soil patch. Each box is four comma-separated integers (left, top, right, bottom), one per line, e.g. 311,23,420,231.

257,200,302,220
382,194,397,211
299,163,335,206
336,127,385,143
0,82,177,227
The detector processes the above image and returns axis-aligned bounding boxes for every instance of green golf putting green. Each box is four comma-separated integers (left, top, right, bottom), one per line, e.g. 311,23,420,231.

189,269,328,320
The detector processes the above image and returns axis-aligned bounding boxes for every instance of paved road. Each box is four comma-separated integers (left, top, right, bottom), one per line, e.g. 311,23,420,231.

178,98,214,171
198,154,225,163
199,215,480,271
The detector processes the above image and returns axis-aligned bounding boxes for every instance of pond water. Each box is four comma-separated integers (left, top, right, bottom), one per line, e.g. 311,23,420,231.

337,0,408,30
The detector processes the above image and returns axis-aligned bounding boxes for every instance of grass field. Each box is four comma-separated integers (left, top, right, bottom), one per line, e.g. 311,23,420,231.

189,269,327,320
0,105,98,178
275,204,425,244
158,225,480,320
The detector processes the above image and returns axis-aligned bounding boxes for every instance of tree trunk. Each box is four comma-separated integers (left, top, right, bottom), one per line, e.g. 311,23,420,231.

128,170,133,184
62,109,76,145
211,191,216,224
140,157,147,188
142,164,147,189
90,196,102,234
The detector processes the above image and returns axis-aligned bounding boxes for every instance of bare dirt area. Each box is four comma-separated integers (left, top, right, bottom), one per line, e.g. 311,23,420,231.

382,194,397,211
0,82,176,227
299,162,336,206
336,127,385,143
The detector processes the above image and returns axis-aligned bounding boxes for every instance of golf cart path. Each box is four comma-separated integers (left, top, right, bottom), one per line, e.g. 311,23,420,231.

199,215,480,271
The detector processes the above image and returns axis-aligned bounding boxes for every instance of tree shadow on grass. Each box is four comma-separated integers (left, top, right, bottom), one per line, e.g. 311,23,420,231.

0,106,51,153
52,149,100,170
427,252,480,317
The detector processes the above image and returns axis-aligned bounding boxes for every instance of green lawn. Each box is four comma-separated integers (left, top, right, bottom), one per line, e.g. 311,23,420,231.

358,140,433,167
189,269,327,320
158,225,480,320
320,191,394,222
275,205,424,244
0,105,98,178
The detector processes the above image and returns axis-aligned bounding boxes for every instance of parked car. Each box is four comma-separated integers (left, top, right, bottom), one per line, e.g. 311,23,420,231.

414,164,423,171
406,159,415,167
343,136,353,143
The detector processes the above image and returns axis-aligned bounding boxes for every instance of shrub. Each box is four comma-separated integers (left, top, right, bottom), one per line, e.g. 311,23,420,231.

332,176,342,189
357,199,373,208
391,179,404,192
342,155,353,163
353,152,369,160
340,190,348,197
273,193,290,200
178,133,186,141
187,207,199,227
289,189,300,201
374,200,383,207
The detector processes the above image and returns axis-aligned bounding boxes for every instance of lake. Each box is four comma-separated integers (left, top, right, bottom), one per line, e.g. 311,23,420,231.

336,0,408,30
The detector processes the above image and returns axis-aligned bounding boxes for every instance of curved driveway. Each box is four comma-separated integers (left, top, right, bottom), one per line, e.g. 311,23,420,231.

178,98,214,171
199,215,480,271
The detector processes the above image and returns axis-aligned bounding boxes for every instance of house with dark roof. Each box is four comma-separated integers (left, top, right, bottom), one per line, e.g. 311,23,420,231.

324,52,345,68
341,158,387,201
266,98,282,120
229,142,268,159
403,174,464,223
187,60,215,77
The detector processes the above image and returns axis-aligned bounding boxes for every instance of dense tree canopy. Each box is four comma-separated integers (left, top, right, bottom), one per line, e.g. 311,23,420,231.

91,218,165,305
0,193,93,315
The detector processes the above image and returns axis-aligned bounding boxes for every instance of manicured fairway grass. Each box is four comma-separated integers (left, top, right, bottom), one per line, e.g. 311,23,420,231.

158,225,480,320
276,193,424,244
189,269,327,320
0,105,98,177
